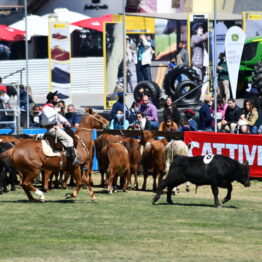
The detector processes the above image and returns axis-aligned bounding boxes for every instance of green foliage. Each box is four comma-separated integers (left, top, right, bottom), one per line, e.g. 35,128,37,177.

0,175,261,262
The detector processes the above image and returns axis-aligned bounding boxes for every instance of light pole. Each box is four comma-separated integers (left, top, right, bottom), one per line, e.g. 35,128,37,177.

213,0,218,132
24,0,29,129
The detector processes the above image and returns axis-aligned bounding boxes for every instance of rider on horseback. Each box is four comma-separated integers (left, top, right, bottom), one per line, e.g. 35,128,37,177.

41,91,83,165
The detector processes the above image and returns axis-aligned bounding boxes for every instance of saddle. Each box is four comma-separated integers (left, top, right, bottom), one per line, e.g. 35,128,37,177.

43,128,78,152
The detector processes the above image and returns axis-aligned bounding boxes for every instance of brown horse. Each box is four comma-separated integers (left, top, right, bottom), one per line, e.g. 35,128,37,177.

0,108,109,202
61,107,110,188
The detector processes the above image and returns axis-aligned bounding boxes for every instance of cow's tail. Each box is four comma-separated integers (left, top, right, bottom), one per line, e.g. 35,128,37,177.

0,148,13,160
152,179,168,205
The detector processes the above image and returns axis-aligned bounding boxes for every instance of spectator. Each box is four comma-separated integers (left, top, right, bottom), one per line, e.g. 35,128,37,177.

129,101,140,123
217,52,230,101
135,34,153,82
211,96,228,128
217,98,242,133
30,105,42,128
110,92,130,120
57,100,66,116
163,96,181,126
0,87,10,127
109,109,129,130
159,115,178,131
65,104,81,128
191,22,208,81
138,94,159,130
199,95,214,131
178,109,198,131
20,85,34,128
168,56,177,70
238,99,258,134
175,41,189,66
129,112,151,130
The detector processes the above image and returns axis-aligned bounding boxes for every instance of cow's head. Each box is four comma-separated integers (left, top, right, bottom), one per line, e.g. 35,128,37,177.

236,161,250,187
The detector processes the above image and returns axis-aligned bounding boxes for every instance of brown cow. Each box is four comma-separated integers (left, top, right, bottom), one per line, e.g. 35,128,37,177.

101,143,130,193
140,130,168,191
95,134,141,189
95,134,123,186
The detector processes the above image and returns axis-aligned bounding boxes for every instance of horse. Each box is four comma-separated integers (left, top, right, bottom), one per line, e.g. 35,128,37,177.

0,107,109,202
61,107,110,188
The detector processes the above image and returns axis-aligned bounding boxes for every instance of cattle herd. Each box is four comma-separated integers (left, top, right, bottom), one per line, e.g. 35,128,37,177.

0,130,251,207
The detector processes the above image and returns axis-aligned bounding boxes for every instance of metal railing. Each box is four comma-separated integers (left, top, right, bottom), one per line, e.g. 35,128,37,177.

0,83,21,134
2,67,25,85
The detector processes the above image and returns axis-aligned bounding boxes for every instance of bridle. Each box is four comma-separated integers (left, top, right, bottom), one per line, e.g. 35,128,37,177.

85,112,108,129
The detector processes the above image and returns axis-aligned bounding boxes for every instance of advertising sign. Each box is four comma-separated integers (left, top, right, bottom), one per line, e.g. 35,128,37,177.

225,26,246,99
243,12,262,38
48,21,71,103
184,131,262,178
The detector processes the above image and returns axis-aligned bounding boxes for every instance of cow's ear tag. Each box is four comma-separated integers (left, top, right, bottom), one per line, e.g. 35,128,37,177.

203,155,214,164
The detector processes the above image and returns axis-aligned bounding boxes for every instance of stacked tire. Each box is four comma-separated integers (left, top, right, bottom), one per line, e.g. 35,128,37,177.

252,61,262,93
163,65,202,104
133,81,161,108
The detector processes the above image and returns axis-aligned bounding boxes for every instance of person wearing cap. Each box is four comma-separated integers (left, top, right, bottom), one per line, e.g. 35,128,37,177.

191,22,208,81
110,91,130,121
41,91,82,165
178,109,198,131
199,95,214,131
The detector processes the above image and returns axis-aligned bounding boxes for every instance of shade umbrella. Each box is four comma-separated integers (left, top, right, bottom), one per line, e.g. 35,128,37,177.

71,14,114,32
10,15,48,40
0,25,25,41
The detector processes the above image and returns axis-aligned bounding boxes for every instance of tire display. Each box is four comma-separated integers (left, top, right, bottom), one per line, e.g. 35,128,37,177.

163,65,201,102
252,61,262,93
175,80,201,105
133,81,161,107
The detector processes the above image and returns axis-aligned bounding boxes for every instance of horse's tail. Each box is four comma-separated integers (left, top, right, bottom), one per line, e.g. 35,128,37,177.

0,148,14,160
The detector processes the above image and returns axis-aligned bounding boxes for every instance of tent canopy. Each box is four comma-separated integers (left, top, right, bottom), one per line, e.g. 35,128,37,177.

71,14,113,32
0,25,25,41
9,8,89,40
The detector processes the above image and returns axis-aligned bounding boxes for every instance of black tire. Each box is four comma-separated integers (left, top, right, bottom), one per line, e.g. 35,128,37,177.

163,65,201,99
252,61,262,92
134,81,161,107
175,80,201,104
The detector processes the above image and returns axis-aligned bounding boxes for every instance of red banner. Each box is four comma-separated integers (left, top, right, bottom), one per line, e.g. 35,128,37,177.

184,132,262,178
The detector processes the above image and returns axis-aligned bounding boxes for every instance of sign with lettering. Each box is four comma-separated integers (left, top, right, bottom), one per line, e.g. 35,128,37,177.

184,131,262,178
225,26,245,99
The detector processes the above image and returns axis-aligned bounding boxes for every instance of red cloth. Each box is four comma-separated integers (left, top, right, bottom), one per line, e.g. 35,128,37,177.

0,85,7,92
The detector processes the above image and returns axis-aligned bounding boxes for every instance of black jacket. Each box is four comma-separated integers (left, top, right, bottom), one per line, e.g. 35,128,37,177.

225,105,242,124
163,105,181,125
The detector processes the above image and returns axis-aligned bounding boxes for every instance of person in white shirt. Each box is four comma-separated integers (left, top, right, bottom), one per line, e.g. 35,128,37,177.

41,91,82,165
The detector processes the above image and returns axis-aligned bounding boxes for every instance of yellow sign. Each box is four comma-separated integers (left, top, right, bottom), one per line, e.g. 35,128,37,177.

112,15,155,34
248,14,262,20
126,16,155,34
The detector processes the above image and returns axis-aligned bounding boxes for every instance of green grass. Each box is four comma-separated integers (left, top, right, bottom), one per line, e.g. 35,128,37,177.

0,174,261,262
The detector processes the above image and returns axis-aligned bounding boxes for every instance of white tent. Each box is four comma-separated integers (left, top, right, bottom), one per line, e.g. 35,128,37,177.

10,15,48,40
10,8,89,40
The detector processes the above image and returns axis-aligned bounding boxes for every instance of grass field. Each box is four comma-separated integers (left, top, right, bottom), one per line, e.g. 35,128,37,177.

0,173,261,262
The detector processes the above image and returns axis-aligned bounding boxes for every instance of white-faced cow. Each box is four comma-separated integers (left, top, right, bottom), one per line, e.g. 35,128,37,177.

152,155,250,208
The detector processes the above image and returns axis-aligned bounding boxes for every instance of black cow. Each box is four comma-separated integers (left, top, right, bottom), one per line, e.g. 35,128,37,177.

152,155,250,207
0,142,16,194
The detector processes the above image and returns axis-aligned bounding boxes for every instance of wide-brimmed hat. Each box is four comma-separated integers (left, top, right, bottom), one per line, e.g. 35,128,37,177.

184,109,195,115
192,22,204,32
